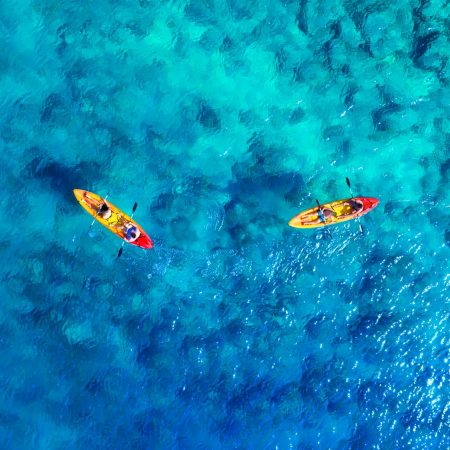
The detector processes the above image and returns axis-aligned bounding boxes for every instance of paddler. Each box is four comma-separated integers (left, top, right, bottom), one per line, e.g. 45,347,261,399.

123,224,141,243
303,207,337,225
98,202,112,219
82,191,112,220
321,208,337,220
343,199,364,215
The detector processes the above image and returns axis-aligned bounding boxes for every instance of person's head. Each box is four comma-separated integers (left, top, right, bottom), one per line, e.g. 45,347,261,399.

354,200,363,211
126,225,137,239
99,203,112,219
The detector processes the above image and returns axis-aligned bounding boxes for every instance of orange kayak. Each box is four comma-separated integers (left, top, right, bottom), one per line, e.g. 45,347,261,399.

289,197,379,228
73,189,153,249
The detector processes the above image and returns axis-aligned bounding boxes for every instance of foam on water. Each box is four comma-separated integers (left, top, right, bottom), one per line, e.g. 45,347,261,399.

1,0,449,448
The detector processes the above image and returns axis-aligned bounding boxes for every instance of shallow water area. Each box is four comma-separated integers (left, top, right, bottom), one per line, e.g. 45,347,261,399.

1,0,449,448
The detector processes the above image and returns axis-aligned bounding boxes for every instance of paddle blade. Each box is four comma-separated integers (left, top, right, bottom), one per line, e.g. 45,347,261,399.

132,202,138,213
315,199,321,208
359,223,364,234
117,247,123,258
346,177,354,197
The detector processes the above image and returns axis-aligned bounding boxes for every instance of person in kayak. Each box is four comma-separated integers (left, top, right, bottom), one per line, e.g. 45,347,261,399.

302,207,336,225
322,208,337,219
344,199,364,215
123,223,141,242
98,202,112,220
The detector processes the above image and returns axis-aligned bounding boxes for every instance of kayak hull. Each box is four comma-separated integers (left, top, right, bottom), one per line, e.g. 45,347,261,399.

73,189,153,249
289,197,379,229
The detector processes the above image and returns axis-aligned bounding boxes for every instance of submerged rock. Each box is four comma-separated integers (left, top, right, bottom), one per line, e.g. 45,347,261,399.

197,100,221,129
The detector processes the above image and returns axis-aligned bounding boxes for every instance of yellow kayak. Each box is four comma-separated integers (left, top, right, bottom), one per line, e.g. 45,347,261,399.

289,197,379,229
73,189,153,248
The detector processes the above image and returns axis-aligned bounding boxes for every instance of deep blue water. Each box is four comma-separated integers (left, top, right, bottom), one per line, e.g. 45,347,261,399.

1,0,449,448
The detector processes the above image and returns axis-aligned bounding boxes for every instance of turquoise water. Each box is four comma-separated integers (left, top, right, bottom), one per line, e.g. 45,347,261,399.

1,0,449,448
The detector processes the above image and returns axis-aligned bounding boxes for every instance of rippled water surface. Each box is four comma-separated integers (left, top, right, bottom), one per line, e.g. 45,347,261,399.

1,0,449,448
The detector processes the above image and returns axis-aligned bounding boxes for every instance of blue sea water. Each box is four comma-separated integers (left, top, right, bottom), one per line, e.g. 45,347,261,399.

1,0,449,448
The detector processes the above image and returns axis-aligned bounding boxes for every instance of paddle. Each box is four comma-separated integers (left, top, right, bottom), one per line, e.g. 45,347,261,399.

345,177,354,197
345,177,364,234
316,199,332,238
117,202,138,258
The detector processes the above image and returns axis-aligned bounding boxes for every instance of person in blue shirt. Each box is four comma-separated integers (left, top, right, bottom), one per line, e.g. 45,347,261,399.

124,224,141,242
